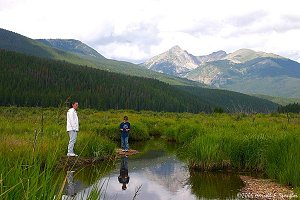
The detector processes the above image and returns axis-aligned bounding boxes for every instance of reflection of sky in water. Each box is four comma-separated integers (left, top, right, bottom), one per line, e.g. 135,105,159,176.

62,151,243,200
62,155,197,200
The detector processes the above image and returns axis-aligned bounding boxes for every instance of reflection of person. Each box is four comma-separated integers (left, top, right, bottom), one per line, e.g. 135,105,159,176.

120,116,130,152
118,156,130,190
62,170,76,199
66,102,79,156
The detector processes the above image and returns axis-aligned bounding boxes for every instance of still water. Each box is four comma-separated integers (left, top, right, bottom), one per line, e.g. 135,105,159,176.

61,139,244,200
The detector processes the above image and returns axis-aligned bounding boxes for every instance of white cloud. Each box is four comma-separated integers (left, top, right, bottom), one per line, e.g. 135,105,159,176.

1,0,300,63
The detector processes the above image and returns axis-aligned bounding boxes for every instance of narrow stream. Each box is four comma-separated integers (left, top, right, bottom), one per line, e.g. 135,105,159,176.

60,139,245,200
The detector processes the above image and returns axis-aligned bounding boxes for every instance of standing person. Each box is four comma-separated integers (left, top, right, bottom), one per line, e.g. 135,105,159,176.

120,116,130,152
66,102,79,157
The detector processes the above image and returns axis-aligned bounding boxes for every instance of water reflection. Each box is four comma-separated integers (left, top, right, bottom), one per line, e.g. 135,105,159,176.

189,171,244,199
62,171,76,200
67,171,76,196
143,155,189,193
118,156,130,190
59,159,117,199
58,140,244,200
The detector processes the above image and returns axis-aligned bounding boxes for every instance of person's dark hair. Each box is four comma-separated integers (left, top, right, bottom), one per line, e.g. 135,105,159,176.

124,116,128,120
69,101,78,108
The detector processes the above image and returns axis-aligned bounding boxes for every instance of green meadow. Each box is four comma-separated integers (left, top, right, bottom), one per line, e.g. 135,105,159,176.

0,106,299,199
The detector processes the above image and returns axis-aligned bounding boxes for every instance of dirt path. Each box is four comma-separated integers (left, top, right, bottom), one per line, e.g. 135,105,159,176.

238,175,298,200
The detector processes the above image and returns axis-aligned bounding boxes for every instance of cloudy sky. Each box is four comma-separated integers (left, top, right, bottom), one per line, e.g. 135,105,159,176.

1,0,300,63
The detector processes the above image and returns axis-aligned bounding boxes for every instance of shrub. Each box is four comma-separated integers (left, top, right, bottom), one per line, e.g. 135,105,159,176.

129,122,150,141
76,132,116,158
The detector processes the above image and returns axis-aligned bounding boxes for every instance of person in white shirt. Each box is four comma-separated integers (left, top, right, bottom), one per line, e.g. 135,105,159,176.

66,102,79,157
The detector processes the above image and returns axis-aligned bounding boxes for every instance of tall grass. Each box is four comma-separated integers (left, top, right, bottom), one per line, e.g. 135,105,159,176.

174,113,300,187
94,122,149,141
0,106,299,198
0,144,63,199
0,107,116,199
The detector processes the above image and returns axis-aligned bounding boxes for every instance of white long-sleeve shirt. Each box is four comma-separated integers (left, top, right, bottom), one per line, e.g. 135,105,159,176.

67,108,79,132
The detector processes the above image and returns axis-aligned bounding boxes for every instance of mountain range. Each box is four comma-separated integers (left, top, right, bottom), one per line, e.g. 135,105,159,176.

0,28,206,88
142,46,300,98
36,39,105,60
0,27,279,112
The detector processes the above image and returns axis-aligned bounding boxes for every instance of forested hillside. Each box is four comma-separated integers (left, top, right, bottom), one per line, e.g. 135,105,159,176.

0,28,206,87
177,86,277,113
0,49,209,112
0,50,278,112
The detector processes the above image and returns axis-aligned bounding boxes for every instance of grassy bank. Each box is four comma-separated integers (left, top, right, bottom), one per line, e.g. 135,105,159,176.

155,112,300,195
159,113,300,188
0,107,299,198
0,107,117,199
